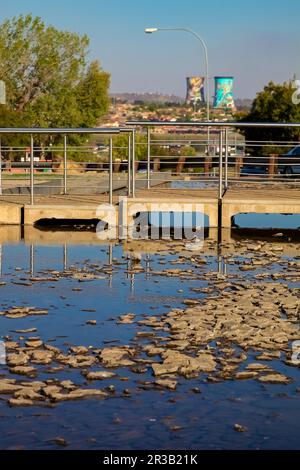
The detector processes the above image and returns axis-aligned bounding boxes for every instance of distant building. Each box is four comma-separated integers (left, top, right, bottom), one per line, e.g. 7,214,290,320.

186,77,205,106
213,76,236,110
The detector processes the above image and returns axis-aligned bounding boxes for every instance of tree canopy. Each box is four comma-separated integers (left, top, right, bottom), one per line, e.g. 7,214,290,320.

241,81,300,149
0,14,110,145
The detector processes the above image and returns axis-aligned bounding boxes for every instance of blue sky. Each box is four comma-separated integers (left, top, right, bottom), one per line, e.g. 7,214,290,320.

1,0,300,98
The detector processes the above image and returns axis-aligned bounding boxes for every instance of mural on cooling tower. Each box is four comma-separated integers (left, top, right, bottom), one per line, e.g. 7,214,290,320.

186,77,205,105
213,76,235,110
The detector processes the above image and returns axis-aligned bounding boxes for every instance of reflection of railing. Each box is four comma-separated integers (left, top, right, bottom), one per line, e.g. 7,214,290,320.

0,240,224,292
0,243,132,290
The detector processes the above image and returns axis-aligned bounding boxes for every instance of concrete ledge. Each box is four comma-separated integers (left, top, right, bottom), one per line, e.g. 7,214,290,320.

24,204,100,225
222,200,300,228
125,198,219,228
0,204,22,225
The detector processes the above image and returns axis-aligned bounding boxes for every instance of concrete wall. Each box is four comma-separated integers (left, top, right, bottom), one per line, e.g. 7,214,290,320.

0,205,22,225
222,200,300,228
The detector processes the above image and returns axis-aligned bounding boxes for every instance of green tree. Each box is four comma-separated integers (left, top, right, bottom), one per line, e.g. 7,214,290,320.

180,145,196,157
111,134,147,161
240,81,300,154
76,61,110,127
0,106,31,151
0,14,110,148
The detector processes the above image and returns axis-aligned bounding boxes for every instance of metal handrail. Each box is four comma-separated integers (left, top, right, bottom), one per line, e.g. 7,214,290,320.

0,128,121,134
0,127,136,203
126,120,300,199
126,121,300,128
1,123,300,204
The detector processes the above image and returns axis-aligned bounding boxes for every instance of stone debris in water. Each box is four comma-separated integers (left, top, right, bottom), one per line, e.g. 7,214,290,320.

0,379,23,394
117,314,136,324
25,338,43,349
44,344,61,355
234,424,247,433
13,328,38,334
133,279,300,383
56,353,96,368
152,350,216,379
155,379,177,390
60,380,77,391
1,239,300,412
256,352,281,361
7,352,30,366
30,350,54,364
9,398,34,407
235,372,259,380
9,366,37,377
0,307,48,318
245,363,272,372
72,273,105,282
258,373,292,384
0,376,108,406
84,371,116,380
99,347,136,368
69,346,89,355
5,341,20,350
52,437,68,447
56,389,107,401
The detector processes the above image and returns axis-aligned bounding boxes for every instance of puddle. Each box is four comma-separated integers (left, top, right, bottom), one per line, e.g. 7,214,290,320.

0,230,299,450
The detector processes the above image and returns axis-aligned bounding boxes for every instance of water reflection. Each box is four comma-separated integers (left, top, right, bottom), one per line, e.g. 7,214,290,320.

0,224,300,290
0,225,300,450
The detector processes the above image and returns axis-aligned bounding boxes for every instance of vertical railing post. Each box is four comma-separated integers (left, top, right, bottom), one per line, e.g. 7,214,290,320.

63,134,67,195
127,133,131,197
204,155,212,178
218,130,223,200
147,126,151,190
235,156,243,179
132,129,136,198
0,138,2,196
224,128,229,190
269,154,278,179
30,134,34,205
207,127,210,156
109,136,113,205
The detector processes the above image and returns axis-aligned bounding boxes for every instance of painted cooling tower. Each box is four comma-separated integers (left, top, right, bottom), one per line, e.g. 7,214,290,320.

213,76,235,110
186,77,205,105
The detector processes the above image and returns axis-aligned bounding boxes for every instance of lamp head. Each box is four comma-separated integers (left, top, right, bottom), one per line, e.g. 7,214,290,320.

145,28,158,34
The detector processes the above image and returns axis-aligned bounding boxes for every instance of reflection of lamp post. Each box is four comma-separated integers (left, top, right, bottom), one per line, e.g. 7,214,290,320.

145,27,210,124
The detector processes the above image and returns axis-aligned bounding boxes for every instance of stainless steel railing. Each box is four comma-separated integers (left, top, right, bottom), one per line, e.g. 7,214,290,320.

127,120,300,199
1,122,300,205
0,127,135,204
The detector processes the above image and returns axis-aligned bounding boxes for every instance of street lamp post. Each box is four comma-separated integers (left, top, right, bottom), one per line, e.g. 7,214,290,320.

145,27,210,126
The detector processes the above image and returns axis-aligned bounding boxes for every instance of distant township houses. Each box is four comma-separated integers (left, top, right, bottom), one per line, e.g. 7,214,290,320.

101,102,237,129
